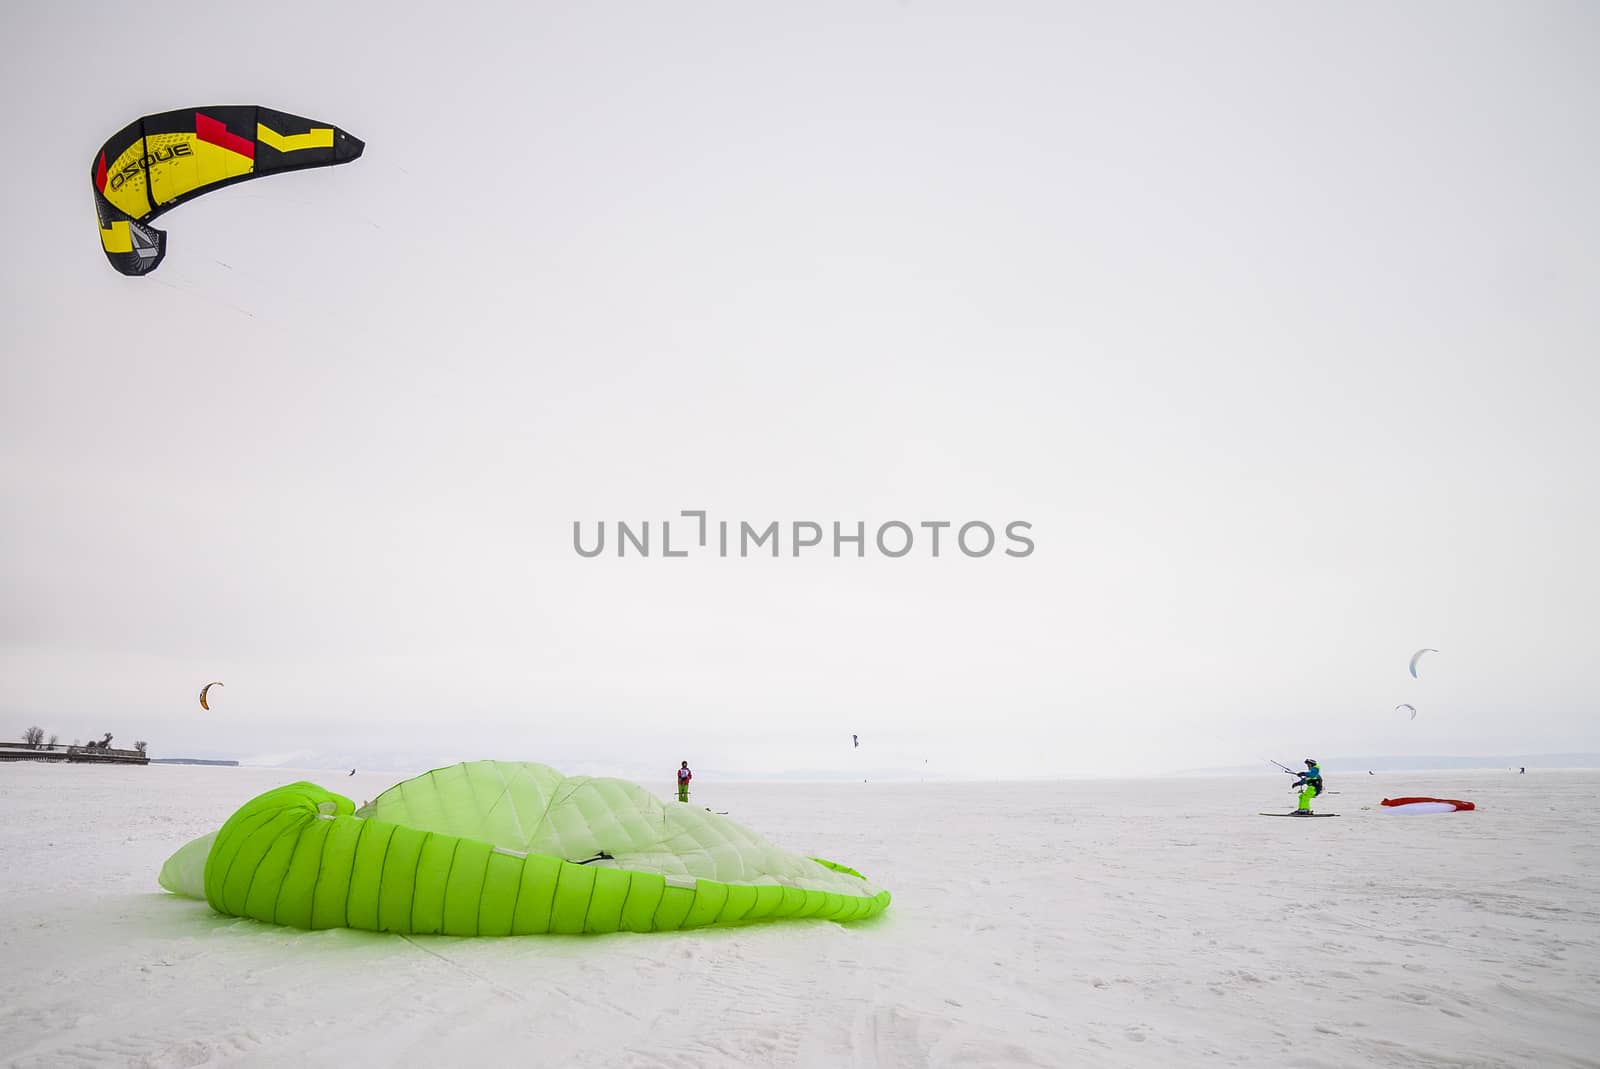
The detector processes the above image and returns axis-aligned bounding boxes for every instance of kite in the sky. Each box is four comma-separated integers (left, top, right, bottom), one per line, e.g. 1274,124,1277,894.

92,105,363,276
198,682,223,710
1408,648,1438,678
1396,703,1417,721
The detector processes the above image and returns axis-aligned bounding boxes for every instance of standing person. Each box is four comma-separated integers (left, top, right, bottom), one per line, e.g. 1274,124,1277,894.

1291,758,1324,815
676,761,692,803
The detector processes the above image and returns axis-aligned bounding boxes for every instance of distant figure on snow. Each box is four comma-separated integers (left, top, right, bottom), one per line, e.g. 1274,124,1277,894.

676,761,692,803
1291,758,1324,816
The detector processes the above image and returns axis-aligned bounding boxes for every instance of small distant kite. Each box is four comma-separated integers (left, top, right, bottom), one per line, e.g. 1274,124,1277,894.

1396,703,1417,721
852,735,859,748
198,681,223,710
1409,648,1438,678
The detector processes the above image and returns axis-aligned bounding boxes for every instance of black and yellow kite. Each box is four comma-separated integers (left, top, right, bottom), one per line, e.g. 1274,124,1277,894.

91,106,363,276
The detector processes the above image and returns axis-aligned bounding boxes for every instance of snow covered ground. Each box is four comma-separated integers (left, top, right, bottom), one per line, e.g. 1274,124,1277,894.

1,763,1595,1068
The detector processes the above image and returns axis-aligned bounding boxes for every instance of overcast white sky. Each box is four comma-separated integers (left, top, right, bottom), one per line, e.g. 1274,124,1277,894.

2,2,1596,778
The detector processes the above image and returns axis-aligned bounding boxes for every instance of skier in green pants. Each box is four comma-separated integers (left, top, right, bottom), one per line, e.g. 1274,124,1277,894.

1291,758,1323,815
676,761,692,803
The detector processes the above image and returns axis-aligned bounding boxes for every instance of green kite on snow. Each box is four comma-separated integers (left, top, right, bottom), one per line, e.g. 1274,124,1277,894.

158,761,890,935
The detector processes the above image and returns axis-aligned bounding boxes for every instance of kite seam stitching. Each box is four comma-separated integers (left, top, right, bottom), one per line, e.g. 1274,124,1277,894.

649,876,668,933
530,777,563,847
579,863,601,933
247,810,301,924
269,816,303,927
618,870,635,932
475,849,494,937
439,837,462,934
374,824,396,932
490,763,529,849
409,832,429,934
729,885,757,925
307,811,335,927
344,817,369,930
551,862,567,935
508,855,527,935
214,808,277,911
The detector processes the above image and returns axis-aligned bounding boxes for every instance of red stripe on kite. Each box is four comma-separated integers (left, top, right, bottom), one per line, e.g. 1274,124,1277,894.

195,112,255,159
95,151,108,192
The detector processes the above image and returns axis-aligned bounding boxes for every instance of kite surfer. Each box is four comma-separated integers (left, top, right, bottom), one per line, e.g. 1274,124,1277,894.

676,761,692,803
1291,758,1324,815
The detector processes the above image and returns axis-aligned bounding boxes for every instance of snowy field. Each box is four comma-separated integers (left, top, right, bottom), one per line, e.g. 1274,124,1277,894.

1,763,1595,1068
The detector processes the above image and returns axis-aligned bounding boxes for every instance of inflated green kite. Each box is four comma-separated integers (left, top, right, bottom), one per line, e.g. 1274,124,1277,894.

159,761,890,934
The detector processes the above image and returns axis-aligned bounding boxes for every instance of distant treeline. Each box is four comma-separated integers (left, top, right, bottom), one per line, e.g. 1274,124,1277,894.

150,758,240,766
17,727,146,754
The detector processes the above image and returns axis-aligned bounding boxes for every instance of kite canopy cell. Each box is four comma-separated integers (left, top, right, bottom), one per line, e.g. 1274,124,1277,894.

158,761,890,935
92,105,363,276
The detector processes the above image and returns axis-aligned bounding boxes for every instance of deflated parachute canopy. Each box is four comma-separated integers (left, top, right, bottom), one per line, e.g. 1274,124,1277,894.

92,105,363,275
158,761,890,934
1381,796,1476,813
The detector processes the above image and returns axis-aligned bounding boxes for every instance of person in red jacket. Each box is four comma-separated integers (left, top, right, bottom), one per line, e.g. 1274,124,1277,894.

676,761,692,802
